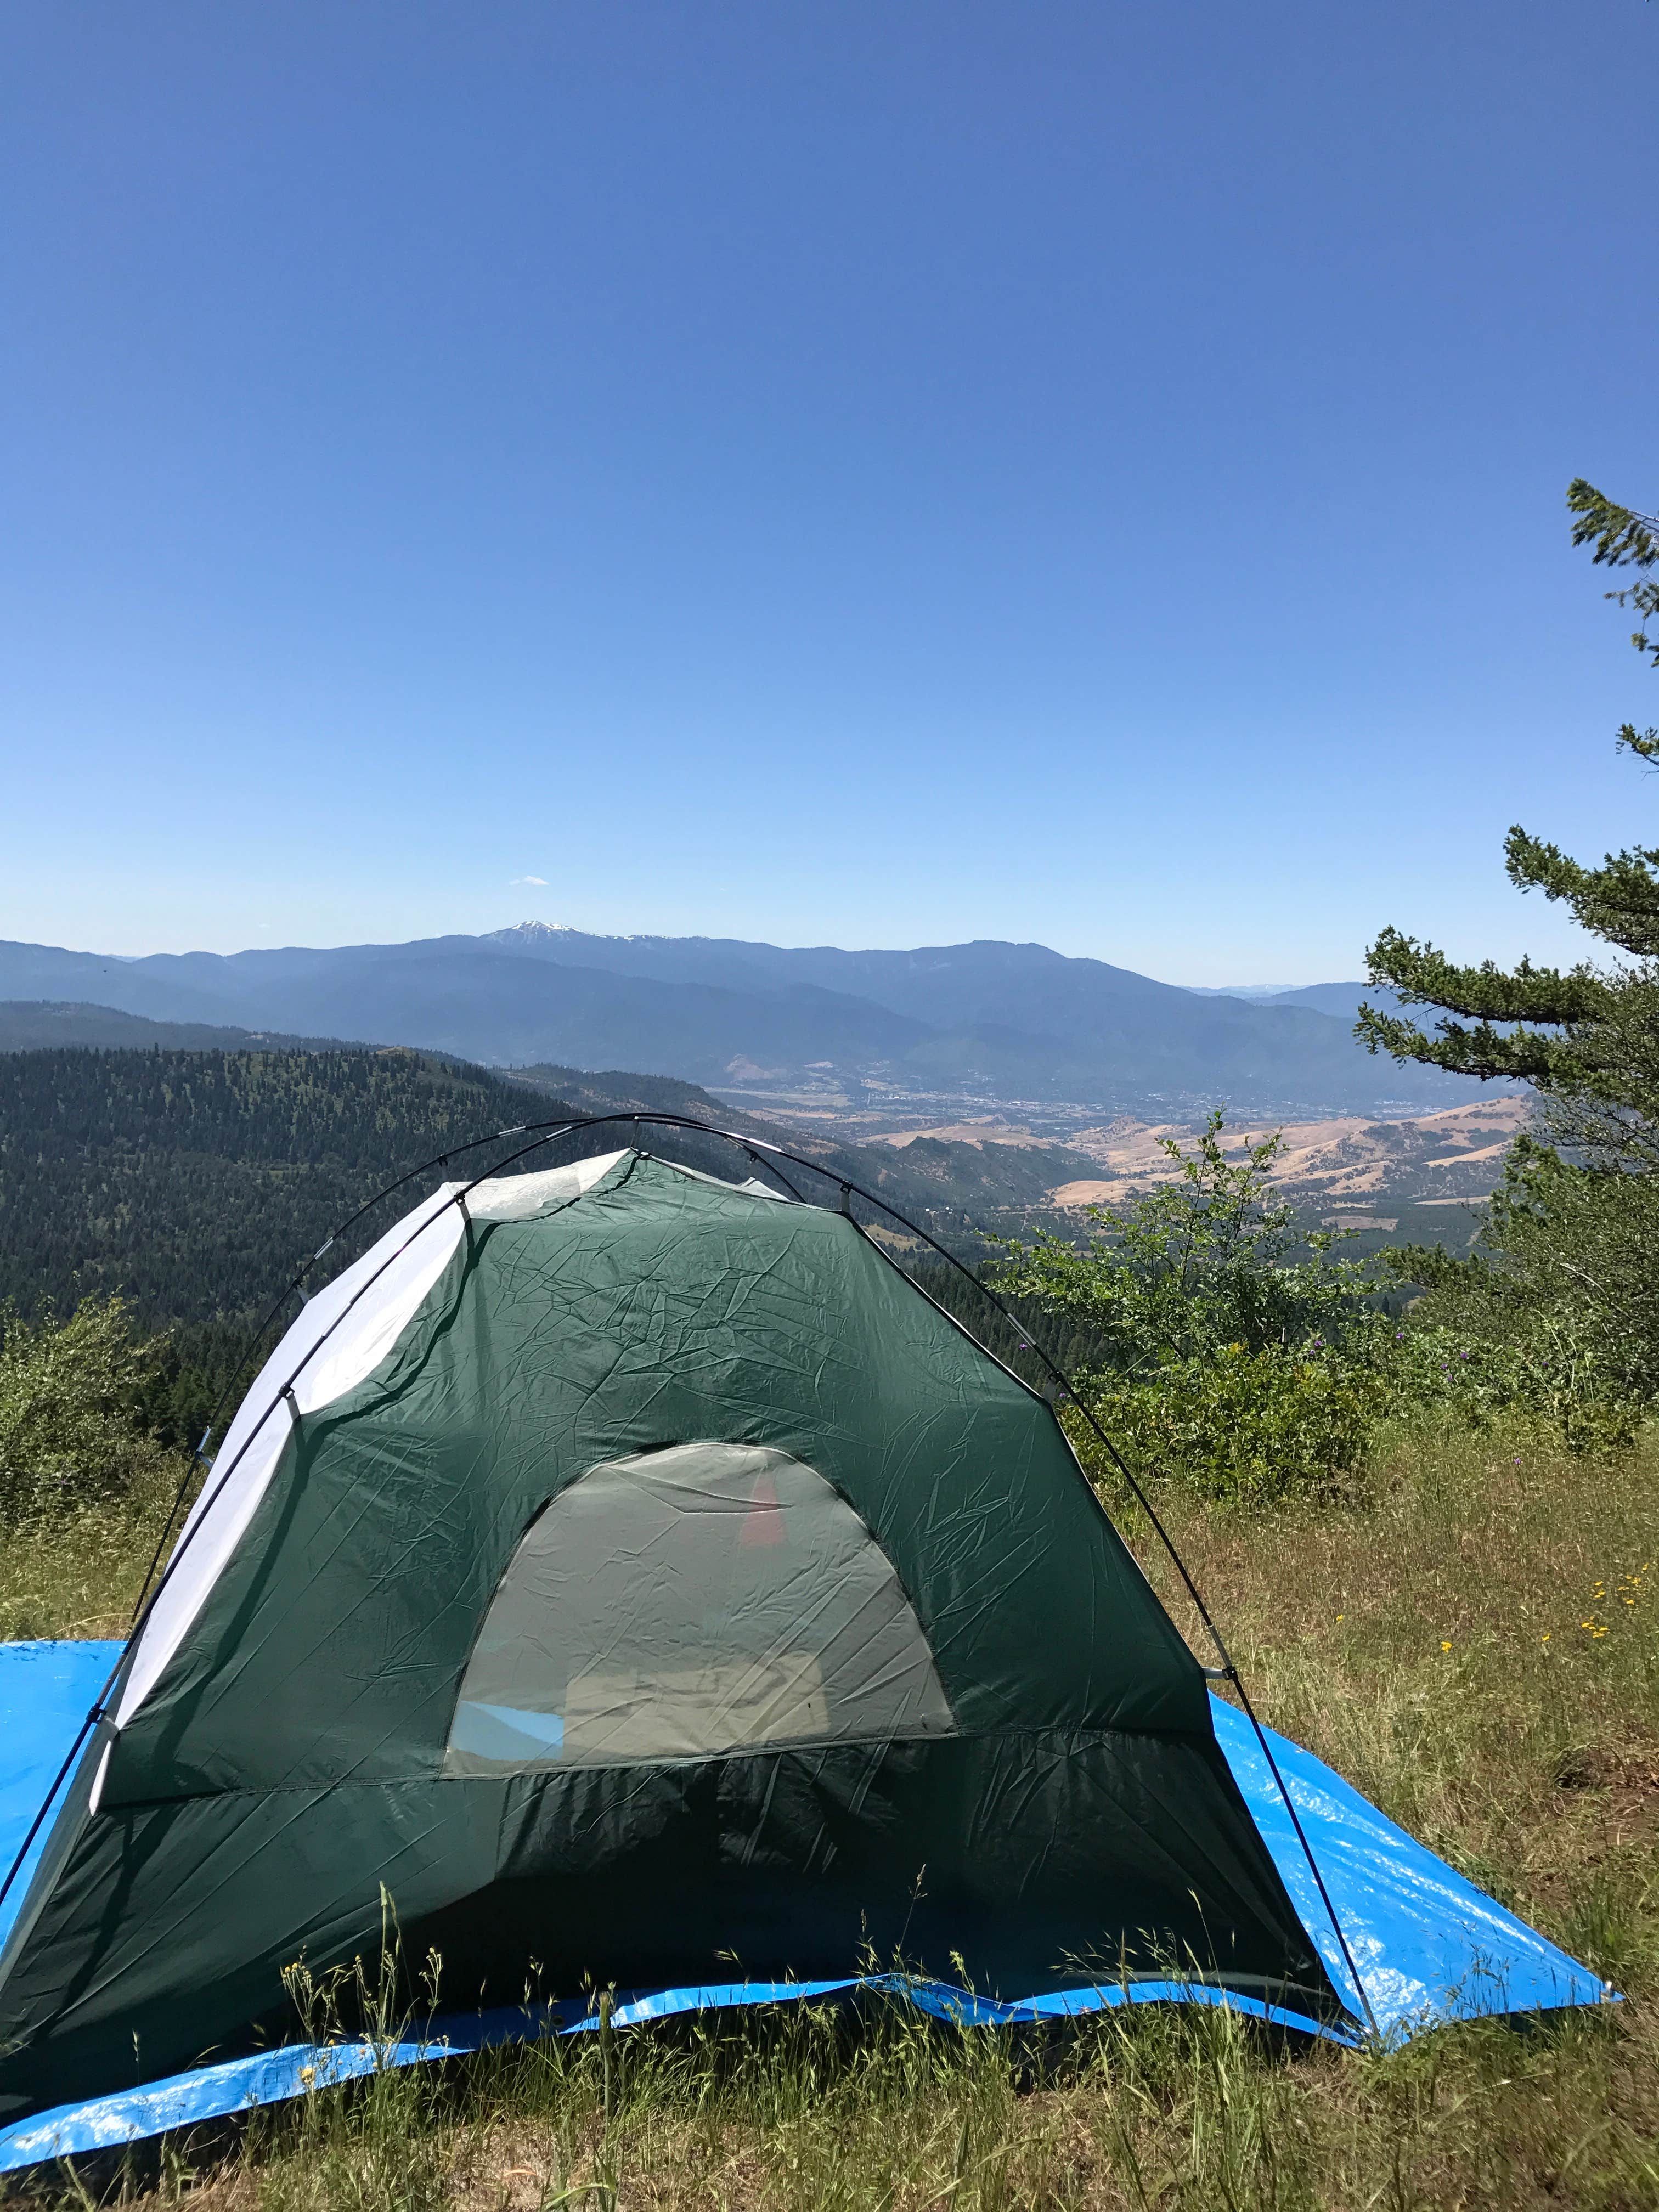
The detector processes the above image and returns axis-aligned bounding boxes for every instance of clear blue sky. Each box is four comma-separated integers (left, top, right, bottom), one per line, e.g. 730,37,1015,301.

3,1,1655,984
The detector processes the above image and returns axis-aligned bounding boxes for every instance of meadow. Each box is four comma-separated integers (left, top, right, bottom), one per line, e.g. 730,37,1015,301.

2,1410,1655,2209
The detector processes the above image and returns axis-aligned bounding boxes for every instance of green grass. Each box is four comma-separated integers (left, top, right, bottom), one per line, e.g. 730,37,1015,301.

3,1414,1657,2207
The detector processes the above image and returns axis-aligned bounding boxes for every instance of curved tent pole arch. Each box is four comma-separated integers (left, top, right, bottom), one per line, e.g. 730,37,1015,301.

0,1111,1380,2039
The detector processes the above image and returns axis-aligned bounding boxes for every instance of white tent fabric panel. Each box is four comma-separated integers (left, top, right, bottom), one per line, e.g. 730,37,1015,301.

461,1152,630,1221
115,1189,467,1727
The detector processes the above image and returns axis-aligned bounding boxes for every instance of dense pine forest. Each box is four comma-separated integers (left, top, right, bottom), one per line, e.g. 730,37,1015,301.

0,1047,551,1325
0,1047,560,1435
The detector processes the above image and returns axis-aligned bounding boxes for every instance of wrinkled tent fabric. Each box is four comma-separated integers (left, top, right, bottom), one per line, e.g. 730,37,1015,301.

0,1661,1609,2172
0,1150,1610,2149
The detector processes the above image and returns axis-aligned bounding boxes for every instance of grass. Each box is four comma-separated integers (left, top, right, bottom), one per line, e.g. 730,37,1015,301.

1125,1415,1659,1982
0,1459,185,1643
3,1413,1657,2207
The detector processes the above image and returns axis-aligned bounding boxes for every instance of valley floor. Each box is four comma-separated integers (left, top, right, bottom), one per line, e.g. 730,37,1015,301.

734,1098,1527,1243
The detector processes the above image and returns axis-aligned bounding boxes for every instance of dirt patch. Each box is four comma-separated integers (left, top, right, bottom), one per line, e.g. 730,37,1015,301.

1048,1098,1529,1207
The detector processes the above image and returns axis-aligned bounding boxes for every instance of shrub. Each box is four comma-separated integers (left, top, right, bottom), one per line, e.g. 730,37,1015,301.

988,1111,1387,1375
990,1113,1396,1496
1069,1342,1388,1504
1370,1313,1645,1452
0,1294,176,1515
1379,1135,1659,1449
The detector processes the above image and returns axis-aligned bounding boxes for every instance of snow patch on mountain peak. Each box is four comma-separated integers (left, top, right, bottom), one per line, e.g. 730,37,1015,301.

487,920,644,946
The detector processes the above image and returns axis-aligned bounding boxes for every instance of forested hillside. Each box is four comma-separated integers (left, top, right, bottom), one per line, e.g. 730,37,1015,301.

0,1047,553,1328
0,1044,1103,1436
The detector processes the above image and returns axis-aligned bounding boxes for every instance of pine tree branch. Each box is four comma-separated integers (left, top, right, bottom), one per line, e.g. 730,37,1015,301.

1364,926,1607,1023
1567,479,1659,570
1504,828,1659,955
1355,1002,1566,1082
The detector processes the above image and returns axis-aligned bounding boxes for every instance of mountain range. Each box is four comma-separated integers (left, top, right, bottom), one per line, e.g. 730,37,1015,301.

0,924,1480,1116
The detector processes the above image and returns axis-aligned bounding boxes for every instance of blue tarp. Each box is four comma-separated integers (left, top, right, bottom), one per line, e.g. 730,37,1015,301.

0,1640,121,1946
1205,1699,1608,2031
0,1640,1611,2172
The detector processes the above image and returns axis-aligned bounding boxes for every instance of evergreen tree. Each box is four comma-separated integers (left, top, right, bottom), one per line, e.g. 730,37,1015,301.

1359,482,1659,1145
1361,482,1659,1430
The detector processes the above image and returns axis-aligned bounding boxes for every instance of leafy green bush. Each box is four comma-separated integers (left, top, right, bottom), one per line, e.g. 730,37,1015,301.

989,1112,1385,1374
1068,1343,1388,1503
1369,1316,1643,1452
990,1113,1395,1497
1379,1135,1659,1448
991,1102,1658,1480
0,1294,177,1515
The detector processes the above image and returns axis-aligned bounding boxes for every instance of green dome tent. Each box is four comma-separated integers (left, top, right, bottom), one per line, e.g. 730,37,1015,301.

0,1142,1348,2120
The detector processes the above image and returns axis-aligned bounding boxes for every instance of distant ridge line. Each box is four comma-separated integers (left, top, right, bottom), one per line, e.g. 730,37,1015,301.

0,931,1477,1119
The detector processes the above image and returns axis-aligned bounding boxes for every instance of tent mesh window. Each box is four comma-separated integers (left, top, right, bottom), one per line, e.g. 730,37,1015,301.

444,1441,957,1773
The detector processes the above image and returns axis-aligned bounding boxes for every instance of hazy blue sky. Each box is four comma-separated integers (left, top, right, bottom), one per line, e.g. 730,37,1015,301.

3,2,1655,983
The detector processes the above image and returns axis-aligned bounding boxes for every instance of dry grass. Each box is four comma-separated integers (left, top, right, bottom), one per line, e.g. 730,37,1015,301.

0,1459,187,1642
5,1414,1658,2208
1131,1415,1659,1957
